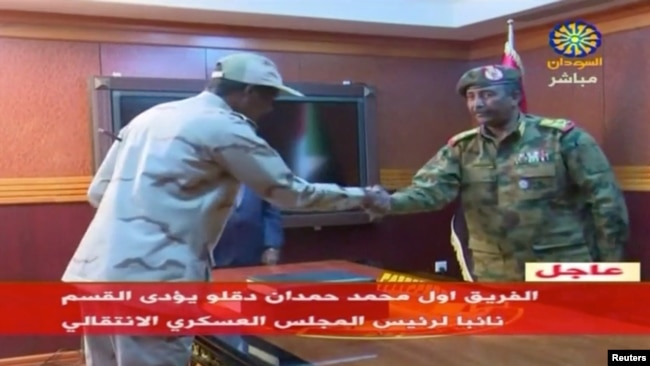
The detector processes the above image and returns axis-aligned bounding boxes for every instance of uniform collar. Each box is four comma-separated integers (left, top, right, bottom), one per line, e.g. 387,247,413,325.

198,91,232,110
197,91,258,130
480,113,527,141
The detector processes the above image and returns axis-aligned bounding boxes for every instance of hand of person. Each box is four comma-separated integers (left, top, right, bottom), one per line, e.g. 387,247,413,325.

362,185,391,217
261,248,280,265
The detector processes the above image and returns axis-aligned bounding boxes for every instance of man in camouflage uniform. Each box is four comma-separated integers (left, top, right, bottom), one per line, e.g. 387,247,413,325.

63,53,378,365
366,64,629,282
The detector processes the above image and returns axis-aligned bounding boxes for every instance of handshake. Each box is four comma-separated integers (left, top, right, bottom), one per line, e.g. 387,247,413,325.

361,185,391,218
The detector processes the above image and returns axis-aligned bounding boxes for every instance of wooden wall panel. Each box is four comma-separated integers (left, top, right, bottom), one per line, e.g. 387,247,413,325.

0,37,469,177
0,202,93,358
0,203,92,281
0,202,92,358
0,38,100,178
371,57,469,167
0,11,468,60
625,192,650,275
100,44,208,79
297,53,379,84
601,27,650,166
520,47,605,143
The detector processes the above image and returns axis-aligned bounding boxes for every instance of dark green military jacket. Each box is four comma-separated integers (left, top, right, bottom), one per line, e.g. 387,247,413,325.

390,114,629,261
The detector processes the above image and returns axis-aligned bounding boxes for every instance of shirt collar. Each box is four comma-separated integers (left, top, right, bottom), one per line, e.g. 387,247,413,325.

198,91,231,109
197,91,258,130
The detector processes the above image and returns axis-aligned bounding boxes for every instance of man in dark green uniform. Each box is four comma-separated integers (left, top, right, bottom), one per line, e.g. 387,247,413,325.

365,64,629,282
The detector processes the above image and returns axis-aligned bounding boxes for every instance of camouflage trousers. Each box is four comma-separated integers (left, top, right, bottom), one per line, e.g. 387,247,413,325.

471,245,595,282
83,335,194,366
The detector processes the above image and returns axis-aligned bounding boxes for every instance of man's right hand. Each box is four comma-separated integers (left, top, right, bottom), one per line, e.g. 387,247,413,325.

261,248,280,265
362,185,391,217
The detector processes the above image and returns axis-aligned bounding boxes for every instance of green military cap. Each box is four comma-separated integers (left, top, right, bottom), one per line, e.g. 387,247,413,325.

456,65,521,96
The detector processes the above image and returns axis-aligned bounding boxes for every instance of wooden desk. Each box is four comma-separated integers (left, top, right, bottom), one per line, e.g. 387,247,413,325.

207,260,650,366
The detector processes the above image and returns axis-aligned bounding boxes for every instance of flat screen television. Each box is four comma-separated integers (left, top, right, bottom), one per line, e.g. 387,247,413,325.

89,77,379,228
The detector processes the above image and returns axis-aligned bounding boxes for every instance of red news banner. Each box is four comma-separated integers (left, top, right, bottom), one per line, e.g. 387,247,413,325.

1,281,650,337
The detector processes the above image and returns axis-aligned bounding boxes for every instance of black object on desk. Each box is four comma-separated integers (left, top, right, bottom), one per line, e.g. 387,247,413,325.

246,269,375,283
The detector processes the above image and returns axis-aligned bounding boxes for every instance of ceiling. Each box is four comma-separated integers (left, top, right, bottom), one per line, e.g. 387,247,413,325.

0,0,643,40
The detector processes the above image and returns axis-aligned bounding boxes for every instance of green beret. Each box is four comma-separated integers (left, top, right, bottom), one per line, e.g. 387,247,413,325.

456,65,521,96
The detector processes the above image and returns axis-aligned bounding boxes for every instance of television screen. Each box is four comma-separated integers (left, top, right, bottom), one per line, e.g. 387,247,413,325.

92,78,378,228
114,92,191,129
257,100,361,186
111,91,362,187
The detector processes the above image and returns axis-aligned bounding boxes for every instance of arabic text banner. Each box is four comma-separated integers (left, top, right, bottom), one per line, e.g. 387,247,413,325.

524,262,641,282
1,282,649,337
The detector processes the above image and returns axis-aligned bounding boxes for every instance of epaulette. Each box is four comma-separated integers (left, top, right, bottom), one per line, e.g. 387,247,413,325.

447,127,479,146
539,118,575,133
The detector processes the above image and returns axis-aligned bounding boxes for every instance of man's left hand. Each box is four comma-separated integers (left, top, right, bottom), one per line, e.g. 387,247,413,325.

261,248,280,265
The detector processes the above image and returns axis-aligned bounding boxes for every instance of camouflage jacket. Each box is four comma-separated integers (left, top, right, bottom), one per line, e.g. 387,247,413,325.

390,114,629,260
63,92,366,282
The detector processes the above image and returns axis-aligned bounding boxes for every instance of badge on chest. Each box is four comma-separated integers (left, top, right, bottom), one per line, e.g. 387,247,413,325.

518,179,530,189
516,149,551,165
513,149,557,195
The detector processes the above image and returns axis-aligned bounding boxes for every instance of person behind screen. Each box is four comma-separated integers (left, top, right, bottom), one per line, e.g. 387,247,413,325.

211,185,284,268
62,52,386,366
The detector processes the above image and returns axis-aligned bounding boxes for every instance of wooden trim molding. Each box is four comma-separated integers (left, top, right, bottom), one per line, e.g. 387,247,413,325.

0,167,648,205
612,166,650,192
379,169,416,190
0,350,81,366
0,11,467,60
0,2,650,59
0,176,90,205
